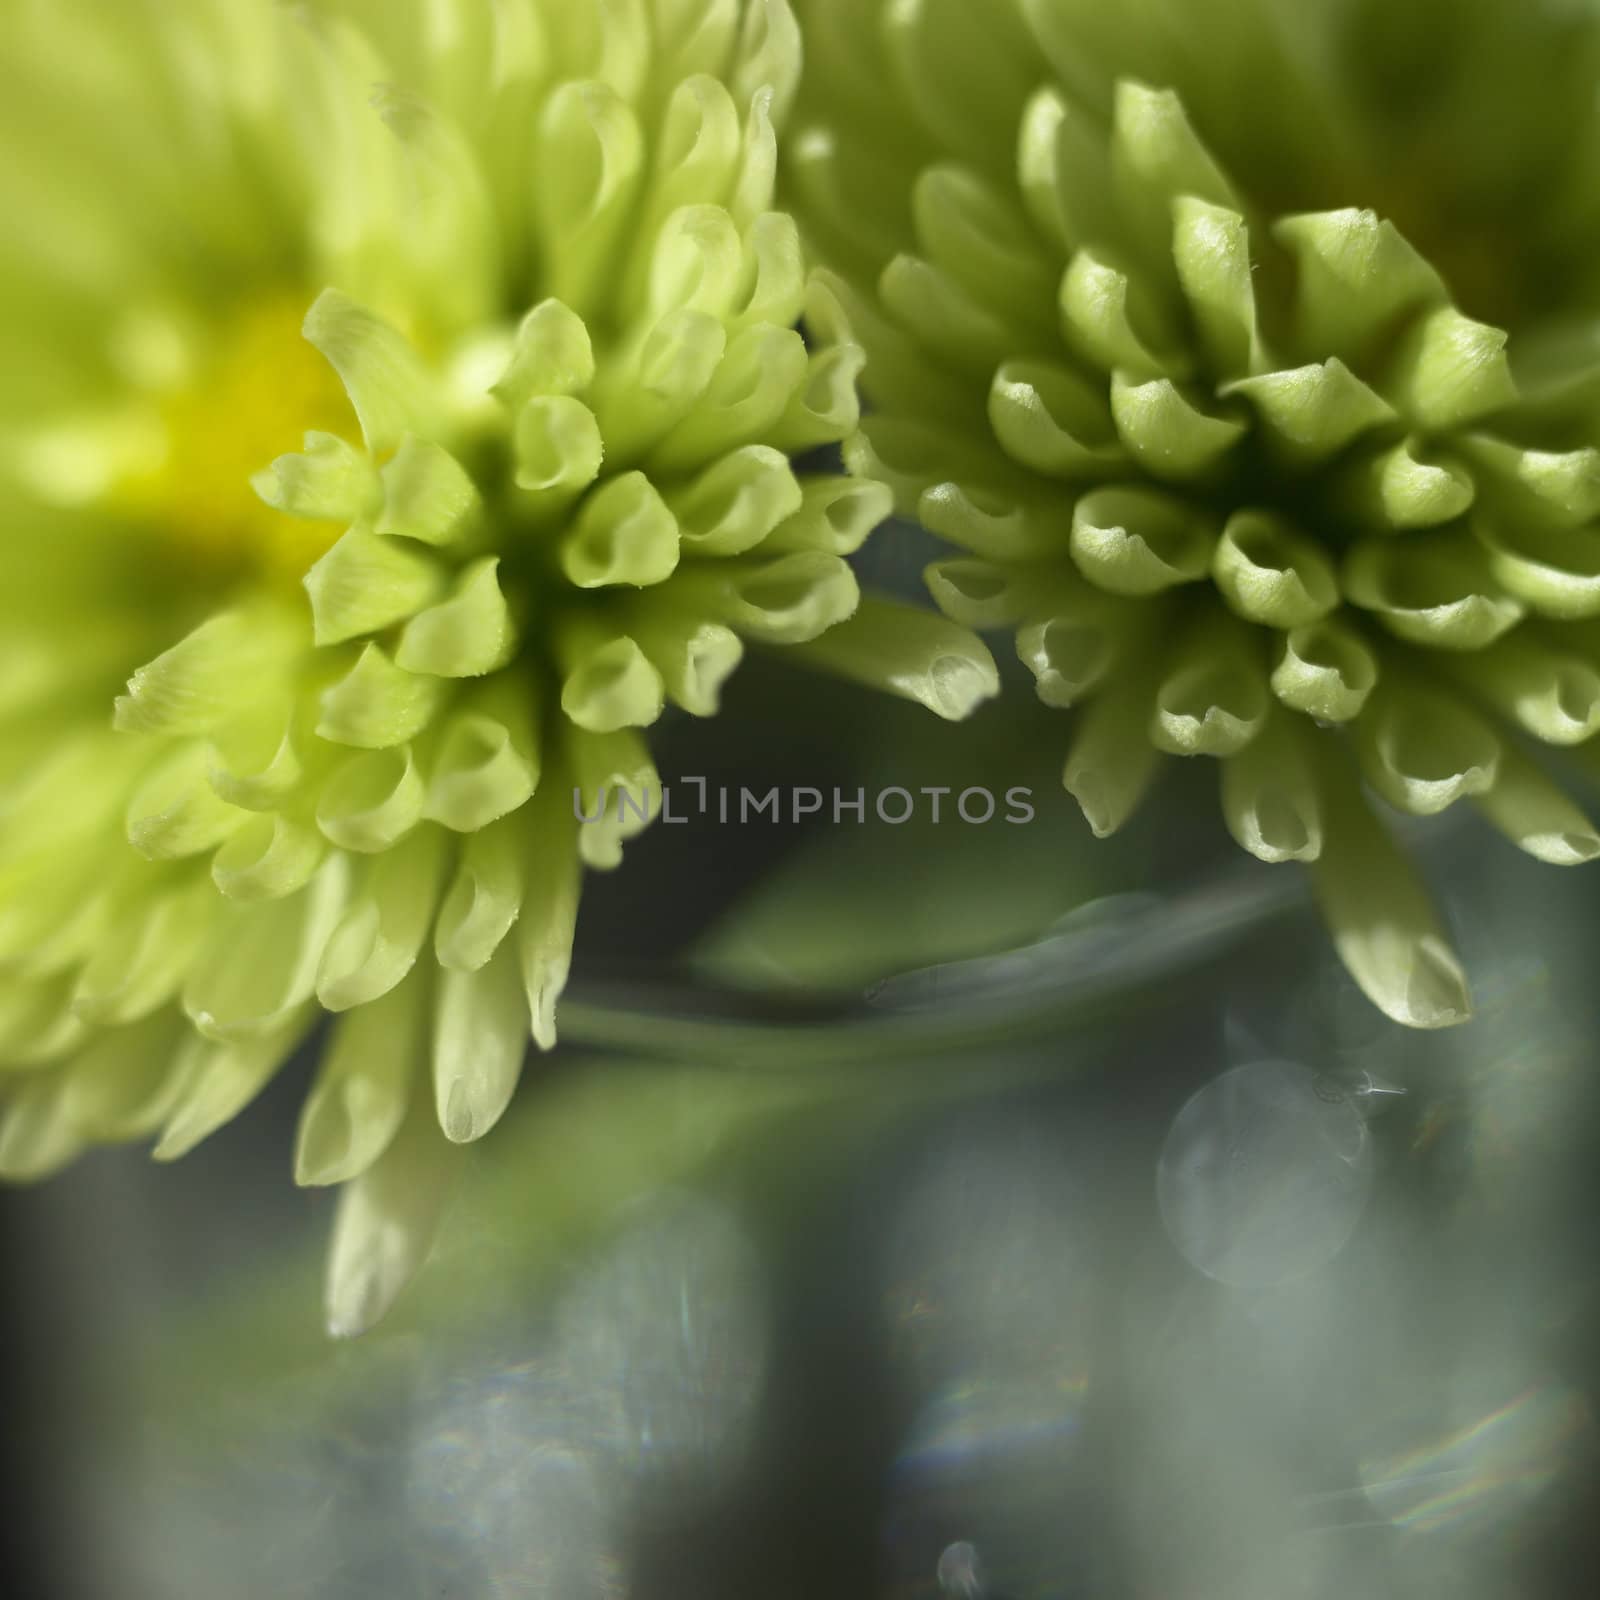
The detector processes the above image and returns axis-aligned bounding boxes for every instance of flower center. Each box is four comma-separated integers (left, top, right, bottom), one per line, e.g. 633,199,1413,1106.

118,292,355,578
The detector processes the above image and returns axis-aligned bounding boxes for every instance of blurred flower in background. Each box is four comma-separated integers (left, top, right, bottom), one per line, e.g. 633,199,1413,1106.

788,0,1600,1028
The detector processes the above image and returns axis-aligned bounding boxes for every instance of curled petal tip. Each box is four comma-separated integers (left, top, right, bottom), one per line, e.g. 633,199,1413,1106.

1402,939,1475,1030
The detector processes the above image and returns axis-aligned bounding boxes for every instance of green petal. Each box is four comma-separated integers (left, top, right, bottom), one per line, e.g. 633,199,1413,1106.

1344,537,1524,649
1438,628,1600,745
989,359,1125,479
768,340,866,452
912,163,1058,326
878,0,1034,171
1223,359,1396,465
296,970,430,1187
924,557,1075,631
513,395,606,497
596,308,727,462
1462,436,1600,529
1213,510,1339,629
1015,588,1148,710
424,679,541,830
1110,371,1246,484
154,1009,315,1162
786,126,909,285
730,212,808,332
848,415,1016,515
0,970,85,1067
1475,516,1600,620
637,75,743,246
627,611,745,717
1110,80,1237,257
561,471,681,588
1070,485,1217,596
881,252,1023,382
1356,680,1502,816
1059,247,1186,381
0,1073,82,1181
396,558,517,678
917,481,1065,563
1221,711,1324,864
733,0,803,126
1475,746,1600,866
570,727,659,870
59,1010,189,1143
126,742,243,862
1016,85,1116,253
0,844,118,969
731,88,781,228
211,812,327,902
668,444,803,557
376,435,484,546
317,826,449,1011
115,610,299,736
532,81,645,316
1273,209,1446,363
1062,666,1164,838
434,814,524,972
181,859,347,1043
372,85,499,329
1385,307,1517,431
810,265,977,426
763,476,891,556
1312,752,1472,1030
304,527,445,647
492,298,596,413
559,627,667,733
1150,611,1270,758
1170,198,1262,380
1333,437,1476,531
71,877,215,1026
433,938,530,1144
669,549,859,643
645,203,746,321
324,1082,456,1339
317,746,427,854
789,594,1000,720
517,779,583,1051
207,698,309,812
1270,619,1379,723
252,431,380,524
302,290,437,456
649,321,809,470
317,643,446,749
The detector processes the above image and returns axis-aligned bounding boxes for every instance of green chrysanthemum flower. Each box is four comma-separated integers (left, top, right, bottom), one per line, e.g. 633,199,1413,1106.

0,0,998,1334
790,0,1600,1029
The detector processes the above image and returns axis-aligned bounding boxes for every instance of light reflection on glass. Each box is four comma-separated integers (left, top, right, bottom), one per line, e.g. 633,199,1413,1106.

1360,1382,1592,1539
881,1126,1094,1599
403,1193,769,1590
936,1539,986,1597
553,1191,769,1505
407,1365,622,1600
884,1127,1093,1392
1157,1059,1374,1288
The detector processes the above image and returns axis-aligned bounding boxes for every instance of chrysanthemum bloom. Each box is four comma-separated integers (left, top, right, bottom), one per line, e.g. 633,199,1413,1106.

0,0,997,1333
789,0,1600,1028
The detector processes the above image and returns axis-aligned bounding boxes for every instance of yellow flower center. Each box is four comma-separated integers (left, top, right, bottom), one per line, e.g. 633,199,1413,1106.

119,291,354,579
